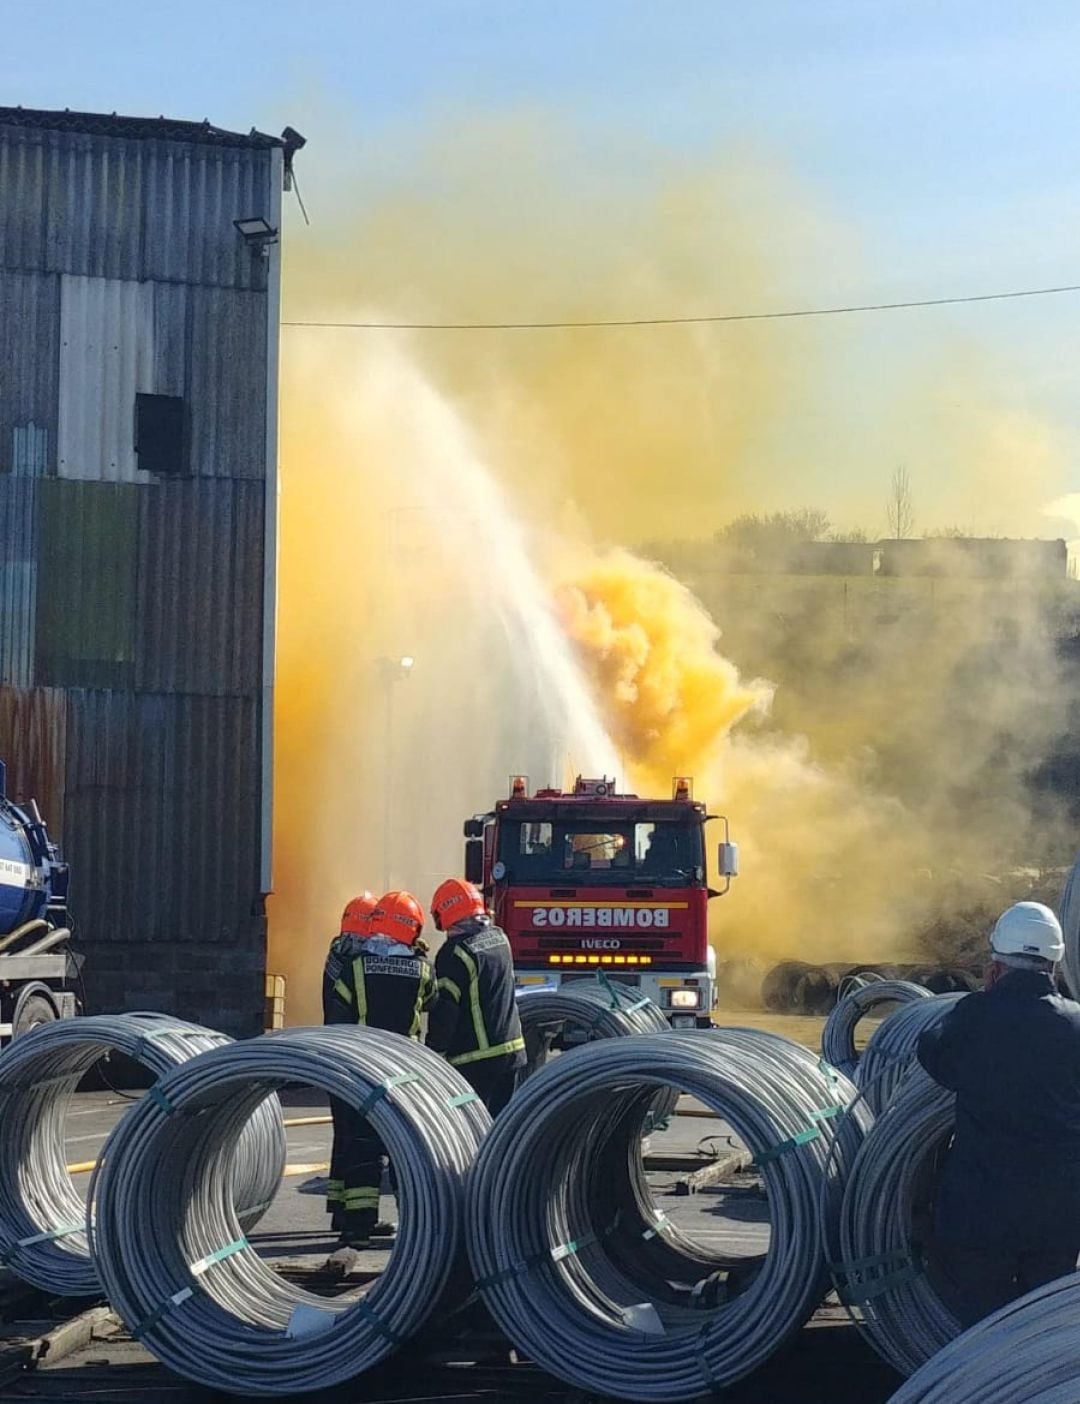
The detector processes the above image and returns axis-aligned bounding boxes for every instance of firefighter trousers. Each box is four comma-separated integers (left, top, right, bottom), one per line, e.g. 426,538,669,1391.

326,1096,392,1241
457,1054,522,1116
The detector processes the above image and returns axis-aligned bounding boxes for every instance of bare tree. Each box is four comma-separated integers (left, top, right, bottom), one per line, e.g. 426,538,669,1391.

886,466,914,539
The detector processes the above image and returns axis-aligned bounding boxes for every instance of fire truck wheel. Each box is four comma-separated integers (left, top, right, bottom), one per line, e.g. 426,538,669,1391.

12,993,59,1039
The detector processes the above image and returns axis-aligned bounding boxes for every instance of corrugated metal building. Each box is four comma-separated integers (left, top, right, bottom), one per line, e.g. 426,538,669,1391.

0,108,302,1036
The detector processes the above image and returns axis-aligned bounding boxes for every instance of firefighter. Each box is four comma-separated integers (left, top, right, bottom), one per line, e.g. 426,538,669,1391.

323,890,435,1248
426,878,525,1114
917,901,1080,1327
322,892,378,1231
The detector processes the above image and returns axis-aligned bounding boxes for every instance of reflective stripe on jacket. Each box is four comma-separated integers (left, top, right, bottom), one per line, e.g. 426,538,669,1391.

426,915,525,1067
322,935,434,1038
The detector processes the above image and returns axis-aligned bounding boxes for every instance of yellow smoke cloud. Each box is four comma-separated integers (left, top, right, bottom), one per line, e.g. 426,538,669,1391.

555,550,770,779
554,549,935,967
269,120,1074,1019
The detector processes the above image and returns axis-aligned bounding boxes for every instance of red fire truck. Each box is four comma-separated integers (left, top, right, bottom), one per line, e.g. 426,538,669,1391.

463,776,739,1027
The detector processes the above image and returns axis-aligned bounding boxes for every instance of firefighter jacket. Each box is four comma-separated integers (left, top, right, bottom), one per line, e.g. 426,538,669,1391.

917,966,1080,1249
426,915,525,1068
323,934,435,1038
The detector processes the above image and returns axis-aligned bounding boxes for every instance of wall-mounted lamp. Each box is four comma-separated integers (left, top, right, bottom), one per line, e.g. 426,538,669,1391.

233,215,279,257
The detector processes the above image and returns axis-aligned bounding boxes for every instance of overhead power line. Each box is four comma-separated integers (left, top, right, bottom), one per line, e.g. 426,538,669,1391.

282,281,1080,332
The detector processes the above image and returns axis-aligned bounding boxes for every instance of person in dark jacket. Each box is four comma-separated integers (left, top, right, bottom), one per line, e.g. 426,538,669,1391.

322,891,378,1232
322,890,435,1247
426,878,525,1115
917,900,1080,1327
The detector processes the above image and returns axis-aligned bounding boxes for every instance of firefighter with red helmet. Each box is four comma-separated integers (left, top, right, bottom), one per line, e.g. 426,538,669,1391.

322,891,377,1231
323,890,435,1248
426,878,525,1115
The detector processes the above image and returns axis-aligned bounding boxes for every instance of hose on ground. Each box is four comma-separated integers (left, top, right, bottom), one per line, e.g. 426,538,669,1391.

886,1274,1080,1402
828,1066,959,1376
856,993,966,1113
467,1028,871,1401
88,1026,490,1397
0,1012,286,1295
822,980,932,1080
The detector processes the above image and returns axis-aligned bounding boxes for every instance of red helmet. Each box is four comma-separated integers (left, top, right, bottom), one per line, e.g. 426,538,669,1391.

368,891,424,945
430,878,485,932
341,891,377,937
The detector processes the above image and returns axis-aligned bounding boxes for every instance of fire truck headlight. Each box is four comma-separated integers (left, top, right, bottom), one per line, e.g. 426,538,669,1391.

669,988,701,1010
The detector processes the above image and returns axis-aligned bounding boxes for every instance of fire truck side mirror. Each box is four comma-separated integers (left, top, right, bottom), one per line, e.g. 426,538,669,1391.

463,817,485,839
464,838,485,885
717,842,739,879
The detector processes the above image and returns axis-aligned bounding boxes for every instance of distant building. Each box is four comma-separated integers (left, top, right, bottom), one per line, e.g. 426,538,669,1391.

0,107,303,1036
875,538,1067,580
645,533,1067,583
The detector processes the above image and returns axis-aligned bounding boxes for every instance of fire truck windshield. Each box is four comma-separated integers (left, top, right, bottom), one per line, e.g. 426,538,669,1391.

497,819,705,886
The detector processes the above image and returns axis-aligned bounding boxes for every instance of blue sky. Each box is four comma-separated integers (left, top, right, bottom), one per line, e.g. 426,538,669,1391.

7,0,1079,286
5,1,1080,528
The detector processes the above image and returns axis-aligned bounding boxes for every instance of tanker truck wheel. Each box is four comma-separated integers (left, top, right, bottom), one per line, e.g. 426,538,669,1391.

12,993,58,1039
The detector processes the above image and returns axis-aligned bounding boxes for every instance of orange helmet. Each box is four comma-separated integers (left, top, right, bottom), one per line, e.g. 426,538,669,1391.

431,878,485,932
368,891,424,945
341,891,377,937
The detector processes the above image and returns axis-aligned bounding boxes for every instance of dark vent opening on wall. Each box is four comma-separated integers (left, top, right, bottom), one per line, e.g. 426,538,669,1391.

134,394,187,476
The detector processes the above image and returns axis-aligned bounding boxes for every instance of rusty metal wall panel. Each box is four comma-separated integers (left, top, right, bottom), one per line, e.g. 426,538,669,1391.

63,691,261,947
57,274,154,481
135,479,264,695
36,480,139,689
0,478,38,686
0,685,67,839
0,124,273,291
0,270,59,474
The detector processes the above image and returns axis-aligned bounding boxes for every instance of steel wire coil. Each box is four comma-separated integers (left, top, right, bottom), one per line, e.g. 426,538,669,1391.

518,976,671,1074
0,1012,285,1295
856,993,966,1113
517,977,678,1118
829,1066,959,1376
886,1274,1080,1403
822,980,932,1080
88,1026,490,1396
466,1027,870,1401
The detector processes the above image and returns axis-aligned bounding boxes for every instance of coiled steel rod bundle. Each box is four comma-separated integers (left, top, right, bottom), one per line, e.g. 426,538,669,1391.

518,976,671,1078
88,1026,490,1396
822,980,931,1080
829,1066,959,1376
886,1274,1080,1403
0,1012,285,1295
856,993,966,1113
467,1028,870,1401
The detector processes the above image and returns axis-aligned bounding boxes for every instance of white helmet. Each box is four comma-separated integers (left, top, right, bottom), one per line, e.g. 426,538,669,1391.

990,902,1064,963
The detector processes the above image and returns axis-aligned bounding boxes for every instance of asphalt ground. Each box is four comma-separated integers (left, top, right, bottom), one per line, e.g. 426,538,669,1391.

0,1076,901,1404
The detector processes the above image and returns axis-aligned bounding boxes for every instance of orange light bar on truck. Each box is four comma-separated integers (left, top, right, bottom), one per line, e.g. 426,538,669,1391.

547,954,653,967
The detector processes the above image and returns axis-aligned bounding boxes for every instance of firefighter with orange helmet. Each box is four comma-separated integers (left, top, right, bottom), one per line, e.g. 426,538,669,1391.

426,878,525,1115
322,891,377,1231
323,890,434,1248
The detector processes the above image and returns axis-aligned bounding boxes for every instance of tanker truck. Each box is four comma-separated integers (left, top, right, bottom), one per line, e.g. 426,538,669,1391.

0,759,80,1043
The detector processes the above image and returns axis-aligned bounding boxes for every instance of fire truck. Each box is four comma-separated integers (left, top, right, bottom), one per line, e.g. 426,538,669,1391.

463,776,739,1027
